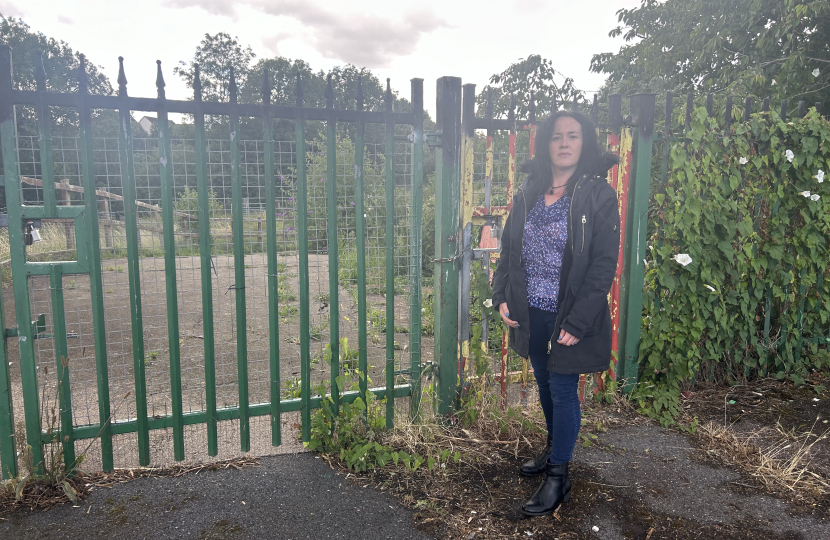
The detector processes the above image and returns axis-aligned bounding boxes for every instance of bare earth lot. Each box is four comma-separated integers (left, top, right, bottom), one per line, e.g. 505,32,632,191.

2,251,432,470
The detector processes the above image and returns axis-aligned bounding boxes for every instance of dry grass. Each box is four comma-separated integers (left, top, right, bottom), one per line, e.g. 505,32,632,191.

0,456,259,512
697,419,830,499
379,376,547,468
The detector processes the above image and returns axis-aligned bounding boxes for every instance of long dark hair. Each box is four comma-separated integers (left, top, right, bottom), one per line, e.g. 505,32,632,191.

520,110,618,196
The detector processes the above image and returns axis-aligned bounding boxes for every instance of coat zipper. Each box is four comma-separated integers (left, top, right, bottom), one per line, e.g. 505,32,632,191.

519,189,528,266
549,176,586,355
569,176,583,254
581,214,586,252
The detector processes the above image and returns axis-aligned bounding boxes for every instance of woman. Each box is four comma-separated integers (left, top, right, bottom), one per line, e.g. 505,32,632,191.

491,110,620,517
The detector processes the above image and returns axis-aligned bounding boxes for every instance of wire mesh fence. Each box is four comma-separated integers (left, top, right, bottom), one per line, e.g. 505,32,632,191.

1,132,422,471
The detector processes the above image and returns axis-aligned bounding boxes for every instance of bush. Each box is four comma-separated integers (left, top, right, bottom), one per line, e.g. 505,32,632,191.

634,107,830,425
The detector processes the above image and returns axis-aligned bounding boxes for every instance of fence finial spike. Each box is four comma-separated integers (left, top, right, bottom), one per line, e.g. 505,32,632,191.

193,63,202,101
325,73,333,108
508,93,516,123
550,94,558,113
155,60,166,100
77,54,88,94
262,67,271,105
591,93,599,123
356,75,364,111
485,87,493,120
385,77,392,110
35,50,46,91
117,56,127,97
529,91,536,122
572,94,579,111
295,71,303,107
229,66,238,103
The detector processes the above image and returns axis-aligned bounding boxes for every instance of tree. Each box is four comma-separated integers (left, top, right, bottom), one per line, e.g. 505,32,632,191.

475,55,585,120
590,0,830,106
174,32,255,103
175,33,417,144
0,16,113,136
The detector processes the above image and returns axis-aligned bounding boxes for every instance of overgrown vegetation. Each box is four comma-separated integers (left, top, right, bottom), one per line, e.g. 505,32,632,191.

1,360,105,509
634,106,830,425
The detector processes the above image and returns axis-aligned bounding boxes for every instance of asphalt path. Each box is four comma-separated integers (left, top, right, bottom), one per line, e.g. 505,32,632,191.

0,453,431,540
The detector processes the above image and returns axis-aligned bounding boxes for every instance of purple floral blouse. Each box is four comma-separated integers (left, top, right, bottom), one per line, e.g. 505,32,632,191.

521,193,570,313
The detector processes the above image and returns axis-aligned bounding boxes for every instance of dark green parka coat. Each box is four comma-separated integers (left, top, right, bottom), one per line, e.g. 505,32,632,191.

491,168,620,375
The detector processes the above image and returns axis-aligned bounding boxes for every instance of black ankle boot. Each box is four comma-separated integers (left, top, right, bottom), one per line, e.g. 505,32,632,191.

521,462,571,517
519,434,552,476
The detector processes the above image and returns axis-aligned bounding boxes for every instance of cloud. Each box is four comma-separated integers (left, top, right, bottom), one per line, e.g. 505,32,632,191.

0,0,24,17
166,0,239,19
57,13,73,24
262,30,294,56
165,0,447,67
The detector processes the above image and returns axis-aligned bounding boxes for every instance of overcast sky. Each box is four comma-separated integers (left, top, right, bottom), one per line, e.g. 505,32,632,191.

2,0,641,119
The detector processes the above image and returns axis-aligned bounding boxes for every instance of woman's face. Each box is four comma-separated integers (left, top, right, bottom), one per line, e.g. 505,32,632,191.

549,116,583,172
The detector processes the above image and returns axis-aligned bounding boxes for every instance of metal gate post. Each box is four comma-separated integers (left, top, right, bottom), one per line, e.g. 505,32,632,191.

408,79,425,418
0,45,44,472
0,264,12,478
434,77,462,415
459,84,476,388
617,94,656,392
0,47,16,479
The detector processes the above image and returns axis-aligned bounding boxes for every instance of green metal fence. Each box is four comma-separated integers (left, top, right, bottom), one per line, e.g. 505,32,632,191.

0,46,425,478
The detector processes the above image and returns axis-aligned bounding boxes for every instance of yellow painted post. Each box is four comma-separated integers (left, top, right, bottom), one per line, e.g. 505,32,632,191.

460,84,476,385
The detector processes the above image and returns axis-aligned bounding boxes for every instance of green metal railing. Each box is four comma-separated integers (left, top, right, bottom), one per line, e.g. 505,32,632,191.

6,41,823,484
0,45,425,478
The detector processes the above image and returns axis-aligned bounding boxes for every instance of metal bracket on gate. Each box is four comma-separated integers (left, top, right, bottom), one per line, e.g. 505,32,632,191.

425,130,442,148
4,313,79,340
471,215,502,260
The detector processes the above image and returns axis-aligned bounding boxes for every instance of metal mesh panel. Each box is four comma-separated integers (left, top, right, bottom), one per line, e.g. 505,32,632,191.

4,130,419,469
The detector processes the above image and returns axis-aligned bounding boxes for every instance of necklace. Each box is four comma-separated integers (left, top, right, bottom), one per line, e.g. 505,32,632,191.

547,181,568,195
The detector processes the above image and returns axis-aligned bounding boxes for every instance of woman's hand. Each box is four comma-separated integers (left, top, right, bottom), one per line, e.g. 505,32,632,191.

498,303,519,329
557,329,579,346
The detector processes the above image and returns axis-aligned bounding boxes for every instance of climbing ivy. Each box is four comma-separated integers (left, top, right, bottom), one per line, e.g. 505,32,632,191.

633,106,830,425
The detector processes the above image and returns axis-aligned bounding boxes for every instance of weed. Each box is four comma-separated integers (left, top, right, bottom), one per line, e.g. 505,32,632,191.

1,359,115,507
309,315,330,342
116,265,125,272
278,305,299,319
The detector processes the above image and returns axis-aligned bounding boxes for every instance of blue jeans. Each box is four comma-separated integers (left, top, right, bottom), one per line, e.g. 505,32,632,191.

527,306,581,464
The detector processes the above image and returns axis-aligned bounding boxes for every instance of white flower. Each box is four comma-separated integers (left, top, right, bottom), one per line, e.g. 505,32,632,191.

738,157,748,165
705,284,716,292
771,79,777,86
483,299,493,308
800,191,812,198
811,194,821,201
813,68,821,78
673,253,693,266
785,150,794,162
816,170,825,183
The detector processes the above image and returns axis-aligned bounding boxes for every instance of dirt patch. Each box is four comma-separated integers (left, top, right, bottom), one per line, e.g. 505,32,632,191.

677,375,830,516
2,251,431,471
